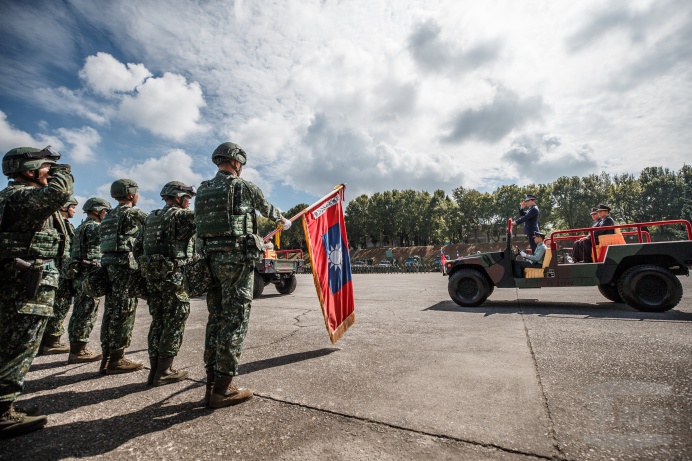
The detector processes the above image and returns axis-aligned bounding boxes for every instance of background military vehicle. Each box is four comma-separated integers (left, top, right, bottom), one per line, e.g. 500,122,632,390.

444,218,692,312
253,249,304,298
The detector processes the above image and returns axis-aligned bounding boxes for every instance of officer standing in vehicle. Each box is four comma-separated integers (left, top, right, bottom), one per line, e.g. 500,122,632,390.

516,194,540,253
66,197,111,364
98,179,148,374
140,181,196,387
0,146,72,438
40,197,78,355
195,142,290,408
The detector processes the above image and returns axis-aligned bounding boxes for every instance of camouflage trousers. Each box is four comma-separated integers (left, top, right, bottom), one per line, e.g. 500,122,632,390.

204,252,254,378
0,268,56,402
44,271,76,339
100,264,139,356
146,270,190,358
68,270,101,343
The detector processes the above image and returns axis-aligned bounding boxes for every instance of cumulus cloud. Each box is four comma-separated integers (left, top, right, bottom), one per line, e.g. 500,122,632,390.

80,52,151,96
0,111,41,152
56,126,101,163
109,149,204,194
118,72,209,141
407,19,502,74
442,87,544,144
501,133,599,184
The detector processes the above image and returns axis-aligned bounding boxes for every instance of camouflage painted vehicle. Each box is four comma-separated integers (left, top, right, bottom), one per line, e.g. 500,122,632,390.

254,249,304,298
444,219,692,312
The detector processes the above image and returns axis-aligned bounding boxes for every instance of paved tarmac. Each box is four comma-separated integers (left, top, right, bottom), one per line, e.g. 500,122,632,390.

2,273,691,460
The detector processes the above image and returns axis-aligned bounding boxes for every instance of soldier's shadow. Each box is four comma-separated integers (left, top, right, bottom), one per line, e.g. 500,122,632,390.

5,383,207,460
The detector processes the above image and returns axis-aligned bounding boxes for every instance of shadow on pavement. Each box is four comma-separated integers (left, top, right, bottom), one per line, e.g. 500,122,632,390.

240,348,339,375
3,384,207,460
425,300,692,321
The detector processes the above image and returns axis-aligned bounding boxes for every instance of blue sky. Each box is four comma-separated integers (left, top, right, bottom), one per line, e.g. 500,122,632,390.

1,0,691,221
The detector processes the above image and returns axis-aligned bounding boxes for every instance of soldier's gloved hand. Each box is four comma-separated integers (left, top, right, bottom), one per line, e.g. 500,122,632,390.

520,251,527,258
281,218,292,230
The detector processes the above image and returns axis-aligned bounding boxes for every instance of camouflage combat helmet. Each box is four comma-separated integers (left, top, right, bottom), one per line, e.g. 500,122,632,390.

212,142,247,166
62,197,78,209
83,197,111,213
160,181,196,199
110,179,138,199
2,146,61,177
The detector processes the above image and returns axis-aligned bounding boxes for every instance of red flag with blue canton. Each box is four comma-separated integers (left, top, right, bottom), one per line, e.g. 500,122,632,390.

303,185,355,343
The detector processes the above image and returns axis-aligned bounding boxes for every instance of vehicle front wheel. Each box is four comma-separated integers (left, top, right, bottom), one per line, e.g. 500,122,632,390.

448,269,492,307
276,275,297,295
597,283,623,303
617,265,682,312
253,271,265,299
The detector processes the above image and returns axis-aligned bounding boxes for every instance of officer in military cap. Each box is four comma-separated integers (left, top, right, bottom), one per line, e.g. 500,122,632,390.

0,146,73,438
140,181,196,387
572,204,616,262
98,179,148,374
195,142,290,408
40,197,78,355
516,194,540,253
513,231,547,277
65,197,111,364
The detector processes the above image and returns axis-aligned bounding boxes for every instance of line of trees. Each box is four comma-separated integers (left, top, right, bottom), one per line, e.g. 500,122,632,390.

343,165,692,249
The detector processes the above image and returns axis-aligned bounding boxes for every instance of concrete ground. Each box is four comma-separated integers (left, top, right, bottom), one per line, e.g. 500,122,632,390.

2,273,691,460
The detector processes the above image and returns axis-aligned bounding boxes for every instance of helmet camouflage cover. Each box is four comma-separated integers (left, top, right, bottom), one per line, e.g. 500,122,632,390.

212,142,247,166
160,181,196,199
63,197,79,209
2,146,61,177
83,197,112,213
110,179,138,199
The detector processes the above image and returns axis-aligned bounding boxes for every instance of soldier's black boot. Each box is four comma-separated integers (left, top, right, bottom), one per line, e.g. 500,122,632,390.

68,342,102,364
204,369,215,406
106,350,143,374
147,356,158,386
208,376,253,408
40,335,70,355
99,354,109,375
0,401,47,439
152,357,188,387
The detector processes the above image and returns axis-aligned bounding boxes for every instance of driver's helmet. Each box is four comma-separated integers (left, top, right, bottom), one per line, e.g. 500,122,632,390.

83,197,112,213
2,146,61,177
110,179,138,199
160,181,196,199
212,142,247,165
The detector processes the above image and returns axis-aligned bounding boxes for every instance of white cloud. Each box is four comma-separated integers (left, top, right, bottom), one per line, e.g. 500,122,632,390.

34,87,109,124
118,72,209,141
80,52,151,96
109,149,204,195
0,111,41,152
56,126,101,163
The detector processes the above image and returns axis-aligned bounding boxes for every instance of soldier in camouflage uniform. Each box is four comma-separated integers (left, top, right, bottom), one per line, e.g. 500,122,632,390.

98,179,148,374
0,146,72,438
195,142,290,408
40,197,77,355
141,181,196,387
66,197,111,364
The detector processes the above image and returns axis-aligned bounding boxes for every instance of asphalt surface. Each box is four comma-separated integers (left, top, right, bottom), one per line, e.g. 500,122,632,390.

2,273,691,460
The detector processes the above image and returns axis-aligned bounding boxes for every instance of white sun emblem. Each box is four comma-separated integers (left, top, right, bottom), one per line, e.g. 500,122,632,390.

328,243,343,270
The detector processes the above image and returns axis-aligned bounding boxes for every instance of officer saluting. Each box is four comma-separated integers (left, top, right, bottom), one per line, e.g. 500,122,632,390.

0,146,73,438
516,194,540,253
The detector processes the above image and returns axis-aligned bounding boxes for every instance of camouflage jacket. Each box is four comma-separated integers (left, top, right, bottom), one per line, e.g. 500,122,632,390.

142,204,196,260
100,203,148,266
70,217,102,262
195,170,283,255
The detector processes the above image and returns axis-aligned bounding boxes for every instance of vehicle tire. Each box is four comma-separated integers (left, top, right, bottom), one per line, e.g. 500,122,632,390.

253,271,265,299
617,265,683,312
448,269,492,307
597,283,623,303
276,275,297,295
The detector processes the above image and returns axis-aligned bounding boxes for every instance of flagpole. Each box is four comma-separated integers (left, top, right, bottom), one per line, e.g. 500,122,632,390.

263,183,346,242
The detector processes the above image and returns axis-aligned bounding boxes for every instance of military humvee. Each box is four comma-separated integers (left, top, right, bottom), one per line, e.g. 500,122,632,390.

253,249,304,298
444,219,692,312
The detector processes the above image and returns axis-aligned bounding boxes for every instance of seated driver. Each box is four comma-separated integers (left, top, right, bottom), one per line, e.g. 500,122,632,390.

514,232,547,277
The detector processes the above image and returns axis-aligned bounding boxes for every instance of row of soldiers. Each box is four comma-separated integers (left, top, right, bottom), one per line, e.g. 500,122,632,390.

0,142,291,439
